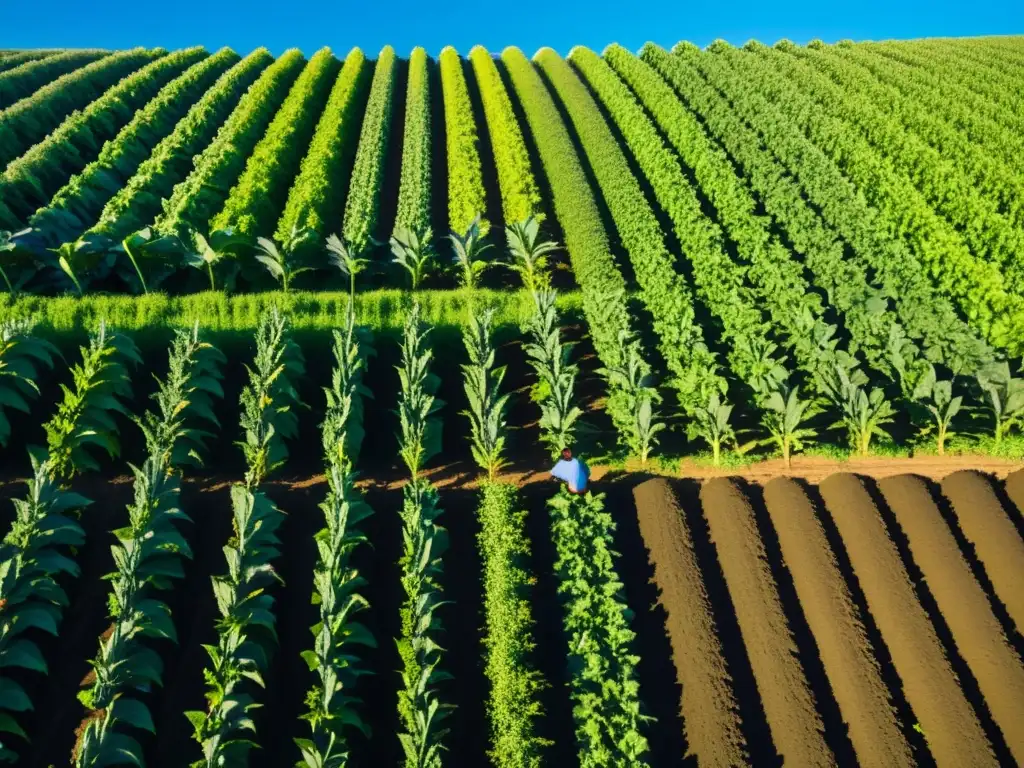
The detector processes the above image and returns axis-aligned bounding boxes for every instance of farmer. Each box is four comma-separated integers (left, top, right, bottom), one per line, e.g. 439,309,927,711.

550,447,589,494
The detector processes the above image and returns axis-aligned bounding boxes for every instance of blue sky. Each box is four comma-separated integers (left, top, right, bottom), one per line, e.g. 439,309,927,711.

3,0,1022,57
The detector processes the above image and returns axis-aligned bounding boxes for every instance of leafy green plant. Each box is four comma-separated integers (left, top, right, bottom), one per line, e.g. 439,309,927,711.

601,329,664,465
44,321,141,480
821,364,896,455
440,46,489,236
689,392,737,466
761,384,818,468
976,361,1024,445
395,301,451,767
462,308,509,480
183,227,246,293
450,215,492,290
297,304,375,767
547,489,651,766
0,229,36,296
73,327,225,767
188,310,304,766
476,482,548,768
391,226,436,292
0,457,89,764
118,227,185,295
255,225,317,292
522,290,582,457
325,233,369,300
504,217,556,293
902,363,963,455
0,319,57,448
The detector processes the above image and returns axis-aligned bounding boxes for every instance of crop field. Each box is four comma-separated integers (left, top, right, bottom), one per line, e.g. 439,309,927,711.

1,33,1024,768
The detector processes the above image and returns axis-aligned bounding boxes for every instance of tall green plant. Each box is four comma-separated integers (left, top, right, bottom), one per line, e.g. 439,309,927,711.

0,319,57,448
821,364,896,455
761,384,818,468
395,302,451,768
391,227,435,291
462,308,509,480
522,290,582,457
325,233,369,300
976,361,1024,445
504,217,556,293
449,216,492,290
187,310,304,766
255,224,316,292
297,304,375,767
601,329,665,466
74,327,225,767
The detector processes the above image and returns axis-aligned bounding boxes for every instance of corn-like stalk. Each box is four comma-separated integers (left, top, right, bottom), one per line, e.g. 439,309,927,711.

461,308,509,480
187,309,304,767
73,327,224,767
522,290,582,457
296,302,375,768
0,319,57,448
395,302,451,768
0,321,139,763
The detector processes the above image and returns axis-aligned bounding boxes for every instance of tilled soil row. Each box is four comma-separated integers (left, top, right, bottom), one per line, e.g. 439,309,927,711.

877,475,1024,764
761,478,914,767
941,471,1024,635
632,478,747,767
818,474,996,767
700,478,833,767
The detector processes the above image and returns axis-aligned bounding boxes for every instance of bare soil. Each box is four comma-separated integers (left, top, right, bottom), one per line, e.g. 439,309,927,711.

631,478,746,767
941,471,1024,636
699,478,833,766
877,475,1024,764
818,474,996,767
762,477,914,767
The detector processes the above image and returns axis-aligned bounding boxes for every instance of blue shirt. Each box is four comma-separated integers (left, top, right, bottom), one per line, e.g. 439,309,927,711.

551,457,588,492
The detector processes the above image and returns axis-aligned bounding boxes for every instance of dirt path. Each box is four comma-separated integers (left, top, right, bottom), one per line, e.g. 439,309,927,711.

632,479,747,767
762,478,914,767
699,478,833,767
818,474,996,767
877,475,1024,764
941,471,1024,634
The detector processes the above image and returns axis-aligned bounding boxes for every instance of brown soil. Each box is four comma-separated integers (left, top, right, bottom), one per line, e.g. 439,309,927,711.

818,474,996,767
699,478,833,766
877,475,1024,763
762,478,914,767
677,453,1021,484
1001,468,1024,520
942,471,1024,636
632,478,746,767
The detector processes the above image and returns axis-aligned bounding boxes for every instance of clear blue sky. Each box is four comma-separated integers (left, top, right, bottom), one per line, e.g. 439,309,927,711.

3,0,1022,57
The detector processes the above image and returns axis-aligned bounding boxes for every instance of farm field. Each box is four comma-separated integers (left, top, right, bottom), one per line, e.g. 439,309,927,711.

1,32,1024,768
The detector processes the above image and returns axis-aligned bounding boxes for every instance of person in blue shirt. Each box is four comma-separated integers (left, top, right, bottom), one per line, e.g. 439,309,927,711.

550,447,589,494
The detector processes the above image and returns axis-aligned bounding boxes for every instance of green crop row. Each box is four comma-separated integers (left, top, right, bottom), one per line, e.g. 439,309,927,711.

0,50,62,74
0,288,586,335
29,49,239,247
394,46,432,235
0,47,161,170
469,47,541,226
718,45,1023,350
342,46,397,252
73,328,224,766
275,47,371,241
211,47,338,238
644,45,992,375
770,44,1024,291
0,48,203,226
86,48,272,242
154,49,305,239
0,49,108,107
440,46,489,234
547,47,728,414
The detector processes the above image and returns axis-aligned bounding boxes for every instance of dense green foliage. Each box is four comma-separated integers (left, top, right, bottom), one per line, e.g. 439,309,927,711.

0,48,203,226
275,48,370,242
88,49,272,242
29,49,240,246
440,47,488,234
155,49,305,238
468,47,541,225
394,47,432,236
0,50,107,106
211,47,338,238
0,47,161,170
342,46,397,252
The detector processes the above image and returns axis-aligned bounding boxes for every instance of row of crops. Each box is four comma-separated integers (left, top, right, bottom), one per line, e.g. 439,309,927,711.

0,278,662,765
1,37,1024,466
